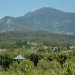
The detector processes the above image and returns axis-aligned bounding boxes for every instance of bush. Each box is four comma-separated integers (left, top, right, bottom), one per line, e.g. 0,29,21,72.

37,60,51,71
18,60,34,72
38,59,61,71
57,54,67,68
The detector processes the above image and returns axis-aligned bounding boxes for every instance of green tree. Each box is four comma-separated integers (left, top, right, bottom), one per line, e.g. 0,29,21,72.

57,54,67,68
30,53,40,67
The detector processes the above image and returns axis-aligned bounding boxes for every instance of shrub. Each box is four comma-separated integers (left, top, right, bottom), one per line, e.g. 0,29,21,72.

57,54,67,68
18,60,34,72
37,60,51,71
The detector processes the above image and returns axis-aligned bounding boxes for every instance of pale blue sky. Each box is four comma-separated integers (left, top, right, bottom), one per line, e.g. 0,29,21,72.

0,0,75,18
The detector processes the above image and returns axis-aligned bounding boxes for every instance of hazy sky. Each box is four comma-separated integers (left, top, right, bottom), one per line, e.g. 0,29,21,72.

0,0,75,18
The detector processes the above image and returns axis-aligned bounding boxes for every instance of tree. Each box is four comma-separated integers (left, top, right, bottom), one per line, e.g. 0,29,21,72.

0,54,13,70
57,54,67,68
48,55,53,61
37,47,46,53
65,63,72,75
30,53,40,67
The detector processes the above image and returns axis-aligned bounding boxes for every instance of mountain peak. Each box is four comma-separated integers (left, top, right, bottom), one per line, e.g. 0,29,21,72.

30,8,38,13
24,7,64,18
0,7,75,34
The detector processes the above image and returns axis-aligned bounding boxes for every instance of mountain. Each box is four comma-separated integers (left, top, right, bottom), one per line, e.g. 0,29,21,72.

0,7,75,34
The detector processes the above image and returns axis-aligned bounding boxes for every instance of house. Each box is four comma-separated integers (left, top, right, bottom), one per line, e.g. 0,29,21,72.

14,55,25,60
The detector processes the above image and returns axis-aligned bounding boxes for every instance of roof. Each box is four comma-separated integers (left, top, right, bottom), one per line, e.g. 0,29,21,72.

14,55,25,60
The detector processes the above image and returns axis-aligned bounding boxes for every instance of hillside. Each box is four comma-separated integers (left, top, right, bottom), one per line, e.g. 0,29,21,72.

0,31,75,47
0,7,75,34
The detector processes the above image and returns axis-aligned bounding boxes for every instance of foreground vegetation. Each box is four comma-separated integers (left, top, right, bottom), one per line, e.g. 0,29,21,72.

0,31,75,75
0,48,75,75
